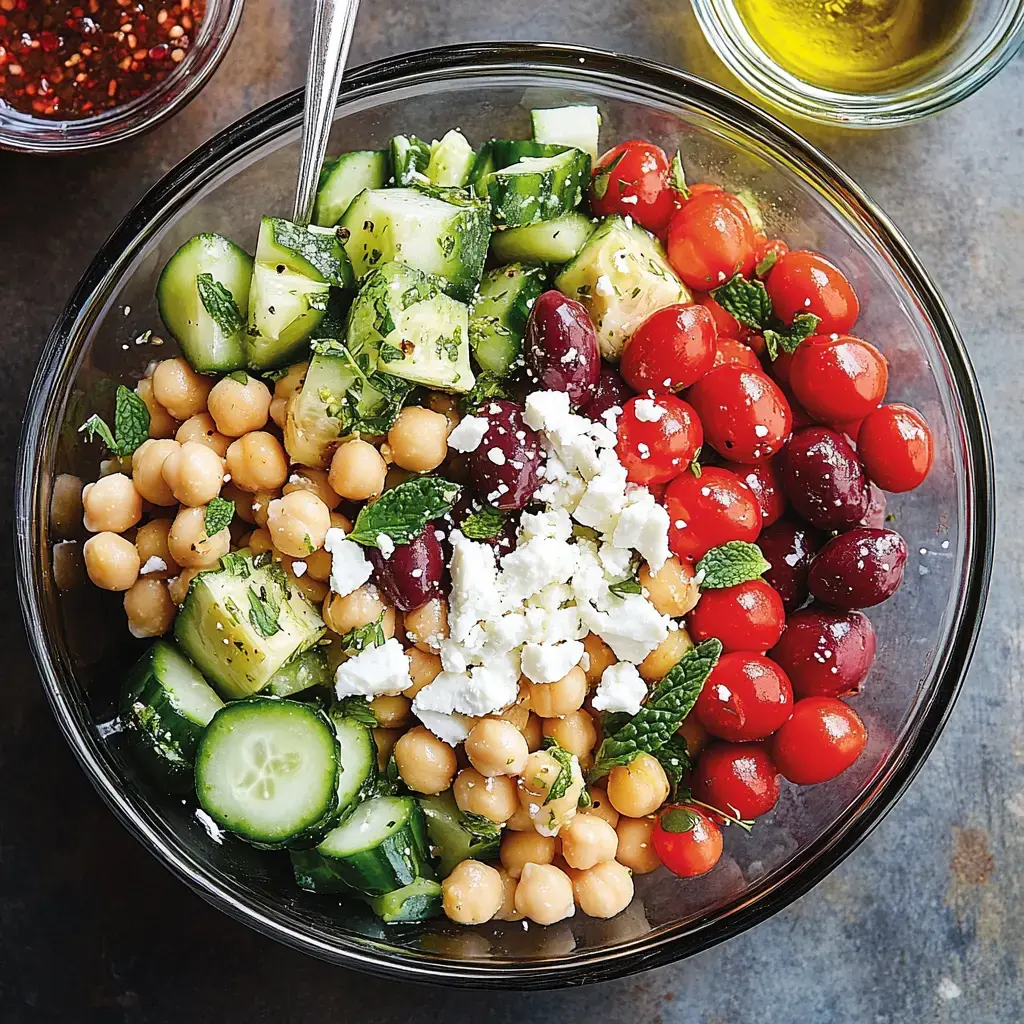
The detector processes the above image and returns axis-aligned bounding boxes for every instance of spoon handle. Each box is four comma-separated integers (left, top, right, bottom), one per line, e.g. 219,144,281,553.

292,0,361,225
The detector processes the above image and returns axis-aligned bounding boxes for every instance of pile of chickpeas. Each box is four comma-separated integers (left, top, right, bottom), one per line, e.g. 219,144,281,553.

66,354,708,927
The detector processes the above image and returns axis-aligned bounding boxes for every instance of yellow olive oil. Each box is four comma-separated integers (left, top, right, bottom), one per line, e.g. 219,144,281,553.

731,0,973,93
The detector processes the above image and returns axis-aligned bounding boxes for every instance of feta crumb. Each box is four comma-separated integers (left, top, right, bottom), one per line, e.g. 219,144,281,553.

291,560,307,577
592,662,647,715
323,526,372,597
139,556,167,575
634,398,666,423
334,638,411,698
595,275,614,297
415,709,474,747
487,447,507,466
376,533,396,559
520,640,585,684
447,414,490,453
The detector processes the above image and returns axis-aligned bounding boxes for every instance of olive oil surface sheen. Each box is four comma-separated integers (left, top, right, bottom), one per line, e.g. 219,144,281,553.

732,0,973,93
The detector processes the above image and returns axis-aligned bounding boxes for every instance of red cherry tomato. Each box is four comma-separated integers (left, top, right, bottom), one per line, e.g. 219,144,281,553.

755,236,790,269
712,337,761,370
687,365,792,463
857,403,934,493
665,467,762,562
590,140,675,234
621,303,717,393
723,459,786,526
697,291,752,341
837,418,866,442
695,652,794,742
769,349,794,387
688,578,786,654
616,394,703,486
667,191,757,291
693,742,781,819
765,250,860,335
770,697,867,785
789,335,889,426
652,804,723,878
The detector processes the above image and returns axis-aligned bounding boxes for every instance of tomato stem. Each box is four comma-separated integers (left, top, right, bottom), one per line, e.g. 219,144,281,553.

689,797,754,832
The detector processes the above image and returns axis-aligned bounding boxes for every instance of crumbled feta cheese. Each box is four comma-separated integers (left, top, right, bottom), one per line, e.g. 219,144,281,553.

416,709,474,747
323,527,372,597
595,275,614,297
376,533,395,559
580,592,669,664
414,654,520,718
520,640,585,684
612,491,671,571
447,414,490,453
334,638,411,698
634,398,665,423
291,560,307,577
487,447,507,466
139,556,167,575
592,662,647,714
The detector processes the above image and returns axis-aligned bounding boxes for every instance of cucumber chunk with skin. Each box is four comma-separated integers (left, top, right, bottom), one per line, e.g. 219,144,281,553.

419,790,501,876
531,105,602,162
327,709,378,820
426,130,476,187
470,264,546,375
313,150,391,228
490,211,595,265
482,147,591,228
246,263,331,370
367,877,443,923
264,645,330,698
290,847,354,894
391,134,431,186
255,217,354,290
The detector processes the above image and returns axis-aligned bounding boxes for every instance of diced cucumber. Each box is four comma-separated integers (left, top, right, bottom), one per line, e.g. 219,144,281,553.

426,130,475,187
156,233,253,373
255,217,354,290
246,263,331,370
391,134,431,186
290,847,353,894
482,147,591,228
347,263,474,392
468,142,496,194
490,211,595,265
317,795,434,896
265,645,330,698
419,790,501,877
531,105,602,161
489,139,571,168
339,186,489,303
469,264,546,375
119,640,224,793
328,709,377,819
555,215,691,361
174,550,325,700
367,877,443,923
313,150,391,228
195,697,340,849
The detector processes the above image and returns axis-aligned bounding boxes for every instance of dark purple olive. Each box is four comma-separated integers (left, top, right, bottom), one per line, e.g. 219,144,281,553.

580,362,634,422
525,290,600,407
467,399,542,511
368,525,443,611
440,491,519,562
770,606,877,698
859,483,887,528
808,527,908,610
759,518,823,613
781,426,869,531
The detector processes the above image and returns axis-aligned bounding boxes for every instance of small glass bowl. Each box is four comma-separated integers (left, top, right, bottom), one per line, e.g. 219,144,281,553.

690,0,1024,127
0,0,244,154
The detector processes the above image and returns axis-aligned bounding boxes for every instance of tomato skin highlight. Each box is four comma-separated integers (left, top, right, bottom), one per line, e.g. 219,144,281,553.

621,303,718,394
667,191,757,291
688,578,786,654
652,805,724,878
616,394,703,486
665,466,762,562
770,697,867,785
694,652,794,742
693,742,781,820
722,458,786,527
712,336,761,371
765,250,860,335
789,334,888,426
590,140,676,233
857,403,934,492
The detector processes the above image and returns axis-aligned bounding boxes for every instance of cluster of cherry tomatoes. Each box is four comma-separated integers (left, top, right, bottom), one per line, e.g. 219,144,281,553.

584,139,936,880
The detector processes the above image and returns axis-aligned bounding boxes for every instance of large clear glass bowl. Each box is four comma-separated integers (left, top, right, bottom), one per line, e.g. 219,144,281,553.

14,43,993,987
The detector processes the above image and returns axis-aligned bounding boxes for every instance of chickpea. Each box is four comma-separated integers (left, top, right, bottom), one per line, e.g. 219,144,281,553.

135,518,179,579
247,527,275,557
394,726,458,795
123,578,176,638
640,556,700,617
452,768,517,824
607,753,670,819
265,489,331,558
493,868,522,922
615,816,662,874
81,473,142,534
442,859,503,925
137,377,178,438
207,373,271,436
151,357,213,420
83,532,140,591
514,863,576,925
519,748,584,836
403,597,448,652
425,391,461,430
249,489,280,528
465,719,529,778
161,441,225,507
560,813,619,870
322,586,391,636
327,439,387,501
494,701,530,733
639,627,694,682
167,506,231,568
283,559,330,604
50,473,84,537
383,464,414,492
585,787,620,829
99,455,131,478
217,482,253,525
542,710,598,767
167,567,202,605
522,711,543,752
129,439,178,506
582,632,616,688
273,361,308,400
504,803,536,832
678,716,709,760
176,412,231,457
527,665,587,718
283,467,341,510
369,694,412,729
225,431,288,493
404,648,442,698
268,396,288,429
387,407,449,472
372,727,402,771
500,829,557,879
571,860,634,919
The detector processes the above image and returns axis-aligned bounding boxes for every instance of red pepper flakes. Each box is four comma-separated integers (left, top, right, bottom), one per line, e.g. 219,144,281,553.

0,0,206,119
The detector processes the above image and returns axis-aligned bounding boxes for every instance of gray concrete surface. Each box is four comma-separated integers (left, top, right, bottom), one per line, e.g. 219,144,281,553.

1,3,1021,1020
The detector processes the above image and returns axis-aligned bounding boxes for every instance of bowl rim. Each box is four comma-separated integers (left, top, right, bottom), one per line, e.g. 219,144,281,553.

14,41,994,987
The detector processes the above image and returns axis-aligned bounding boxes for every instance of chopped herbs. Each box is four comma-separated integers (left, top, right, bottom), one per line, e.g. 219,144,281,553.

79,385,151,458
338,611,388,655
711,273,821,359
246,584,282,639
696,541,771,590
460,504,506,540
197,273,245,338
542,738,577,804
346,475,461,548
334,696,379,727
458,370,510,413
204,497,235,537
668,150,690,199
459,811,502,842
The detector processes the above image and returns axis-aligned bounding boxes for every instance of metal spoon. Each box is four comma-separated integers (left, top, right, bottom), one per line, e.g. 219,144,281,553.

292,0,361,225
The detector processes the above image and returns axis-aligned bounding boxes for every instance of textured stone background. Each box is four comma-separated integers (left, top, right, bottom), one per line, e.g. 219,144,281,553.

1,3,1021,1021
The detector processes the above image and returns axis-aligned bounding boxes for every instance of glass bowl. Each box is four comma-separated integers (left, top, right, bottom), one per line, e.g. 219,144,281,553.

0,0,244,154
690,0,1024,127
14,42,993,987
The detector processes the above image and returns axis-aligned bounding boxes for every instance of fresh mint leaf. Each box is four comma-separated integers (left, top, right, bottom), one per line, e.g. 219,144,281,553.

660,807,700,834
654,735,691,798
338,611,387,655
261,366,293,383
197,273,245,337
310,337,348,359
763,312,821,358
378,342,404,364
696,541,770,590
459,810,502,842
204,497,235,537
219,550,253,578
333,696,378,727
269,218,353,289
577,787,593,810
247,584,281,638
78,414,117,452
460,504,506,541
755,250,779,279
710,274,772,332
347,475,461,548
542,738,577,805
459,370,510,414
114,385,151,456
668,150,690,199
608,575,643,598
591,149,626,201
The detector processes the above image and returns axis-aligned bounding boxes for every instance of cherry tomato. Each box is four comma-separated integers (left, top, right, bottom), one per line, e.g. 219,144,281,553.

616,394,703,486
789,335,888,426
755,236,789,269
621,303,718,393
712,337,761,371
769,349,794,387
667,191,757,291
687,365,792,463
693,742,781,819
765,250,860,335
857,403,934,493
688,578,786,653
723,459,786,526
837,417,866,442
590,140,675,234
695,652,794,742
697,291,752,341
687,182,725,199
770,696,867,785
652,804,723,878
665,467,762,562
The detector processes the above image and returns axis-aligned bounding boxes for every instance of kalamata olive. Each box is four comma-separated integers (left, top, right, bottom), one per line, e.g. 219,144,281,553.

368,524,443,611
781,426,869,530
860,483,887,528
467,400,542,511
758,518,823,613
808,527,908,609
770,606,877,698
525,290,600,407
580,363,634,423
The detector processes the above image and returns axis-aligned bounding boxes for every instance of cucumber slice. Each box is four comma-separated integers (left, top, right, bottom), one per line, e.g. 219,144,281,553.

313,150,391,228
255,217,354,290
419,790,501,877
490,211,595,265
531,105,602,161
195,697,340,849
391,134,431,186
156,233,253,373
469,264,546,375
426,130,475,187
317,795,434,896
120,640,224,793
328,709,377,819
490,139,571,168
367,877,443,923
468,142,496,196
265,645,330,698
482,147,591,228
246,263,331,370
290,847,354,894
